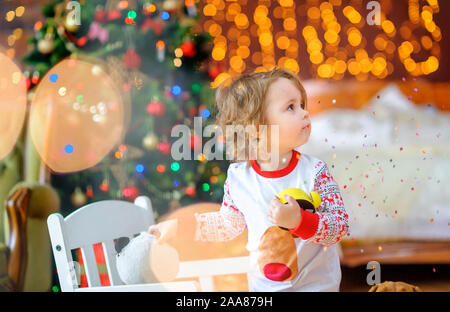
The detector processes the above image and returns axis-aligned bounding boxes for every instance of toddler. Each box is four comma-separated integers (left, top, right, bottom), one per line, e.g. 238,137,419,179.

148,67,349,292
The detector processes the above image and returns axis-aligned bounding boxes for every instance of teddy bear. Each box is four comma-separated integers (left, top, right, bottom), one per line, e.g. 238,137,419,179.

258,188,321,281
115,232,180,285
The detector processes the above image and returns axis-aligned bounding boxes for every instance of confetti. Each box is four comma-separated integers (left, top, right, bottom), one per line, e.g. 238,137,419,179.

58,87,67,96
64,144,74,154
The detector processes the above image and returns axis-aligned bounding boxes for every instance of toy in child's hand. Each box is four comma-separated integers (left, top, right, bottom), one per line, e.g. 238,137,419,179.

115,232,180,285
276,188,321,230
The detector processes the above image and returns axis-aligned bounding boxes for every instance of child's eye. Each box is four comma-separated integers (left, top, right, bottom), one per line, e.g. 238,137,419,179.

287,104,294,111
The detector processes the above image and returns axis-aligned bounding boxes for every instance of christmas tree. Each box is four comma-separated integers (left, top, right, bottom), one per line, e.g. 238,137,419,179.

23,0,228,219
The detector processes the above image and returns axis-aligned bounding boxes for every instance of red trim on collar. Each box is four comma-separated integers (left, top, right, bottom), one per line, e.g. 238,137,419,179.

250,150,300,178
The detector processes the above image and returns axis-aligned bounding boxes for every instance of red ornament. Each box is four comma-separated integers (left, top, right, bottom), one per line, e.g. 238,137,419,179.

179,41,196,58
77,36,88,47
188,107,197,117
141,18,162,36
181,92,190,101
124,17,135,25
99,181,110,193
146,100,165,117
122,186,140,200
108,10,122,21
185,186,196,197
95,8,107,22
86,185,94,198
163,90,172,98
122,48,142,70
157,142,171,155
208,66,220,79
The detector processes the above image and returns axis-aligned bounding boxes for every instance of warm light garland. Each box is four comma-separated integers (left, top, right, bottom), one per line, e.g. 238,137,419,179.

203,0,441,86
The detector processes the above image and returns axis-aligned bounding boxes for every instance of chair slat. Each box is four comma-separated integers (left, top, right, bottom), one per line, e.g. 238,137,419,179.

80,245,101,287
74,281,199,292
102,240,122,286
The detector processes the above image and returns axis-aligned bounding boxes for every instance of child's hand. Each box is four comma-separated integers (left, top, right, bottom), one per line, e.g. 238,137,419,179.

147,219,178,244
267,195,302,229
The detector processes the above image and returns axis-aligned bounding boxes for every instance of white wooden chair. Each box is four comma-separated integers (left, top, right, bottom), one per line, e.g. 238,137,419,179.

47,196,250,292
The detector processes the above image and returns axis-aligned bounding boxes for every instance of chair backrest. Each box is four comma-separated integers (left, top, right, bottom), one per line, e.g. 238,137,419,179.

47,196,154,292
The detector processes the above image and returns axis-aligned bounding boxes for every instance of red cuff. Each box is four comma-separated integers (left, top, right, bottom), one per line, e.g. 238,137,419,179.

176,214,197,240
289,209,319,240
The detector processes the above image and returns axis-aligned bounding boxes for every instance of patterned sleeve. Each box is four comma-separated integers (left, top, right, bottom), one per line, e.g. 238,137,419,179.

194,178,247,242
311,161,349,245
289,161,349,245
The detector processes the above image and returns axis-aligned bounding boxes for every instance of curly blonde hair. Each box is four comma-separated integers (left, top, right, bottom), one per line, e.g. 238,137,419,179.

213,67,307,165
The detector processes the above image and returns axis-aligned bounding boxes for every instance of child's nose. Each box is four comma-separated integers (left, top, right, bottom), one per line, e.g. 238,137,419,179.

301,109,309,119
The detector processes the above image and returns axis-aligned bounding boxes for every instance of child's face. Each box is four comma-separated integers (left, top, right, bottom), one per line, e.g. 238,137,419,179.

264,77,311,152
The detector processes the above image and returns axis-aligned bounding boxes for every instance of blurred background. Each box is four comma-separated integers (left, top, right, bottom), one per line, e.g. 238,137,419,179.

0,0,448,292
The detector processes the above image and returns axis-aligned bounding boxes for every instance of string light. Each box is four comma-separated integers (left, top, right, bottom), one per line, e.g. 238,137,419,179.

161,11,170,20
171,85,181,95
135,164,145,173
170,162,180,172
204,1,441,82
65,144,74,154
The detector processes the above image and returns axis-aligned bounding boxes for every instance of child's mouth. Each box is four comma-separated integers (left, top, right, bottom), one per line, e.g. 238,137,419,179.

302,124,310,130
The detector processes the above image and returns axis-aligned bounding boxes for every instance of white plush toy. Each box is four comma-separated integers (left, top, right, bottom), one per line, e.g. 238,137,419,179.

116,232,180,285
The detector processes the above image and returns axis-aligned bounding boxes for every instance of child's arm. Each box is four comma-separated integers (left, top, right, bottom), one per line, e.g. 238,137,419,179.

186,179,247,242
151,179,247,243
289,162,349,245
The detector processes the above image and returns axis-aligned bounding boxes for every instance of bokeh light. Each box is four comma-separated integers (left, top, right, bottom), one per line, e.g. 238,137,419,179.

29,57,125,173
0,52,27,161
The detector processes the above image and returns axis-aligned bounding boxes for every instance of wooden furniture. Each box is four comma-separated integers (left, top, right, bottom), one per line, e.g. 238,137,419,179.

339,239,450,268
5,186,31,292
47,196,250,292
